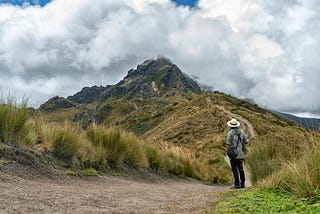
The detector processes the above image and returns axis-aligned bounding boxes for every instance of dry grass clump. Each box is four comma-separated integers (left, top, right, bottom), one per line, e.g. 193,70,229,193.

145,141,217,182
259,139,320,197
0,101,28,144
51,123,82,162
86,124,148,168
246,139,300,182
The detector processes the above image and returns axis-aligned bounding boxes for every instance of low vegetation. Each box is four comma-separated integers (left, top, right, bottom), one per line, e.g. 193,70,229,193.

212,188,320,213
2,92,320,212
0,101,219,181
259,138,320,197
0,101,28,145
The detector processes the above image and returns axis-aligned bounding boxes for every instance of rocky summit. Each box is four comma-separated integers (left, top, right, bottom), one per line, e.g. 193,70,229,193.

67,57,202,104
39,96,76,112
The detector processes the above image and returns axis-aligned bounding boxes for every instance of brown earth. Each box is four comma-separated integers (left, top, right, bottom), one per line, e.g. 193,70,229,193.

0,165,227,214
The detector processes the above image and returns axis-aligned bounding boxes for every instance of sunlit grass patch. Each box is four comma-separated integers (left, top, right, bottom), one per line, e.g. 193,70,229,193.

211,188,320,214
212,188,296,213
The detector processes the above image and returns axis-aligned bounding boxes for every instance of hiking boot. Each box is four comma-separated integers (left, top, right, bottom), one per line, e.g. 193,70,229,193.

230,185,240,189
240,185,246,189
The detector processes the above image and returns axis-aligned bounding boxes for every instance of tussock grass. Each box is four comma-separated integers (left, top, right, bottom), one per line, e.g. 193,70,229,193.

51,123,82,162
246,139,299,182
0,101,28,144
260,139,320,197
16,120,39,146
15,118,212,180
145,141,216,181
87,124,148,168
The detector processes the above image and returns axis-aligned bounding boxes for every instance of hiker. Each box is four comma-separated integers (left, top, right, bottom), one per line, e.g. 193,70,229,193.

226,118,248,189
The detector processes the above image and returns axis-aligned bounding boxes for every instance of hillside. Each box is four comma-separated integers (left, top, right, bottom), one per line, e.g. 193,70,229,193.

37,58,319,184
271,110,320,132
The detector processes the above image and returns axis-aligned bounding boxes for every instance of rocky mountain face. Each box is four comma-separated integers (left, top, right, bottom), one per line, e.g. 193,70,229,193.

67,57,202,104
39,96,76,112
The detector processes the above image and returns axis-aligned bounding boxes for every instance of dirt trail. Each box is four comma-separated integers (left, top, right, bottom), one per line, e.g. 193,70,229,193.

0,171,225,214
205,97,257,139
216,105,257,139
205,97,256,187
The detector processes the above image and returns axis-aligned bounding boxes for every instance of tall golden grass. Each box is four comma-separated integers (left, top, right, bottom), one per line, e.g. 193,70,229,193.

145,141,217,181
0,102,217,181
0,101,28,145
259,139,320,197
246,139,301,182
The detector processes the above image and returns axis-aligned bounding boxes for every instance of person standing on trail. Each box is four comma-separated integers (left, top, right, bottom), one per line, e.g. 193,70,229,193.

226,118,248,189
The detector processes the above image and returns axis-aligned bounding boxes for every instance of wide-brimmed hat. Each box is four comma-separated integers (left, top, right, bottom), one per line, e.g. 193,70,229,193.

227,118,240,127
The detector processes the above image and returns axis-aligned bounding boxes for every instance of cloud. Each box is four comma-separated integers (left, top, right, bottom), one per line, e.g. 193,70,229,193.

0,0,319,114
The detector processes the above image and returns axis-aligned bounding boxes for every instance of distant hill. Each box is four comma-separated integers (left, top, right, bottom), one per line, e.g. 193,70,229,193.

67,57,202,104
271,110,320,132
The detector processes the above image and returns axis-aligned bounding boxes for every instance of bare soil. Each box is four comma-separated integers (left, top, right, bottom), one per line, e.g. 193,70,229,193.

0,164,226,214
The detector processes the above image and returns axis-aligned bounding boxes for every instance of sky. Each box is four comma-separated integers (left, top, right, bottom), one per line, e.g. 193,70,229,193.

0,0,319,116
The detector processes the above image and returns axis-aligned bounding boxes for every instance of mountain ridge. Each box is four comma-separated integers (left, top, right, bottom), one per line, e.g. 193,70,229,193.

67,57,202,104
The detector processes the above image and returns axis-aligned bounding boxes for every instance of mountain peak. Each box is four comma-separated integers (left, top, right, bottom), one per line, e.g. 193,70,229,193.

126,57,174,78
68,57,202,104
39,96,76,112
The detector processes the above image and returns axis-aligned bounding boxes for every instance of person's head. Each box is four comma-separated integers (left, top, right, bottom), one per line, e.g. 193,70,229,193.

227,118,240,128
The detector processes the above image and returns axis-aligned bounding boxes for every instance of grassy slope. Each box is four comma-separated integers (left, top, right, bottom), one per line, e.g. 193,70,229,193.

38,92,319,184
28,92,320,211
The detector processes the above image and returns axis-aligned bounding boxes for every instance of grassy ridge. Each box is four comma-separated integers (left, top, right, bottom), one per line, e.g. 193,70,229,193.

39,92,320,187
0,102,218,181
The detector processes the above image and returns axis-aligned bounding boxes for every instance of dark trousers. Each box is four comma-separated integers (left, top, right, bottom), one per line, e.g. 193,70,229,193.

230,159,245,187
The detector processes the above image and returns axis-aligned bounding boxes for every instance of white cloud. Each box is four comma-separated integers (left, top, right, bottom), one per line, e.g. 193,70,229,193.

0,0,319,114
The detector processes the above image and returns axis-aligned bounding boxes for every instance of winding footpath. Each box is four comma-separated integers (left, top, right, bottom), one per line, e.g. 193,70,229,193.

206,97,255,188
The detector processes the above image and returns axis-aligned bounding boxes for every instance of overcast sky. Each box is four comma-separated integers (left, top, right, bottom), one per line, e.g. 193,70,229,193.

0,0,319,115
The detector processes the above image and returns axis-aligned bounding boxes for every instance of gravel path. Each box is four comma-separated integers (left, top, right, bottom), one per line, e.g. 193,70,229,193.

0,172,226,214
